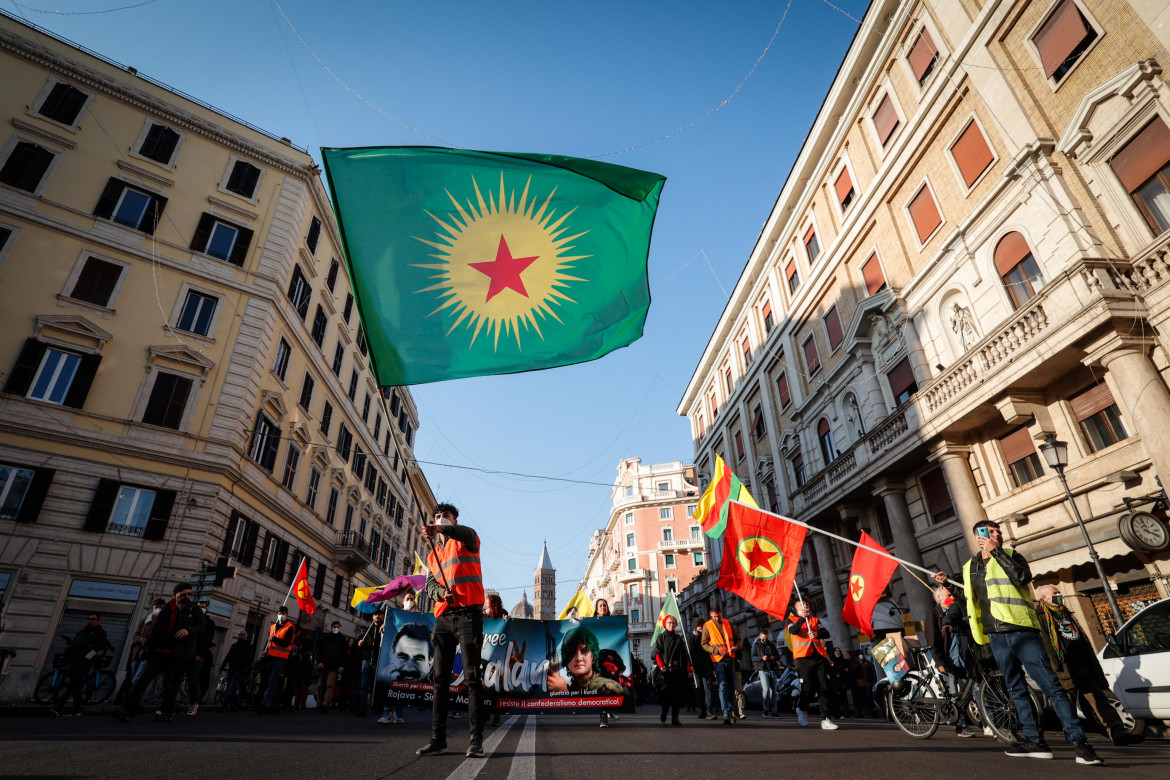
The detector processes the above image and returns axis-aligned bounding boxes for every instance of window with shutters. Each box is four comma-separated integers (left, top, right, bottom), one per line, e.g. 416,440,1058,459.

321,400,333,438
919,468,955,523
1000,426,1045,487
994,232,1045,309
337,424,352,461
272,338,291,381
1109,117,1170,235
803,225,821,262
362,393,371,423
0,141,57,194
817,418,837,464
907,182,943,244
353,446,366,482
696,413,705,439
331,342,344,376
306,217,322,254
906,27,939,85
364,464,377,493
0,462,53,522
37,82,89,126
709,389,718,419
786,258,801,294
735,431,746,460
107,486,156,537
5,338,102,409
357,326,368,357
1030,0,1100,84
306,466,322,510
1068,381,1129,453
761,300,774,334
860,253,887,296
742,336,752,366
69,257,126,308
776,372,791,408
92,178,167,235
752,406,766,439
373,412,382,440
189,213,252,266
823,306,844,351
724,366,733,394
950,119,995,189
176,290,218,336
348,369,358,401
298,372,314,411
887,357,918,406
325,486,340,526
791,453,806,487
281,443,300,489
834,164,855,211
311,305,327,347
137,123,181,165
141,372,193,429
249,412,280,472
343,293,354,324
286,265,311,321
28,348,82,405
223,159,262,199
803,335,821,376
872,92,900,146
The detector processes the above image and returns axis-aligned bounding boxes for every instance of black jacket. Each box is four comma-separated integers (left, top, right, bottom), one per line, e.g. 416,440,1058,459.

357,619,383,663
316,632,349,671
967,548,1033,635
146,598,204,660
688,631,713,674
66,623,110,665
751,638,781,671
219,639,253,673
653,632,689,676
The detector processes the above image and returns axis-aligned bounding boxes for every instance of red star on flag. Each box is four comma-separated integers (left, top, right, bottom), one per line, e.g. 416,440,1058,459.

743,540,778,575
469,235,539,302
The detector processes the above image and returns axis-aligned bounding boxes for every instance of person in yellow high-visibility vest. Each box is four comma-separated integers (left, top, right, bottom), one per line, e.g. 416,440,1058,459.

934,520,1102,766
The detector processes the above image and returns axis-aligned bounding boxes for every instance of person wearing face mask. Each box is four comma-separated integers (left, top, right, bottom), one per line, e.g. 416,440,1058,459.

257,605,297,713
416,503,488,759
1034,585,1130,746
115,598,165,705
315,621,348,714
219,630,253,710
115,582,204,722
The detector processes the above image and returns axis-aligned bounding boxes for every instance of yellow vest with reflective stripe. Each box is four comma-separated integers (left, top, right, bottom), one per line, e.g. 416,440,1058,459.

962,547,1040,645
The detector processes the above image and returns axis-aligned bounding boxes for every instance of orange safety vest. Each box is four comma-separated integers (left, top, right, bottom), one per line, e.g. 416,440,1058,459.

790,615,827,659
265,620,296,659
427,535,485,616
704,618,736,662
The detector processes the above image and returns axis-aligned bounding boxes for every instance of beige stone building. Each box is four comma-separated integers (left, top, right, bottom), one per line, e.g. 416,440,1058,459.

0,14,433,701
576,458,703,664
678,0,1170,648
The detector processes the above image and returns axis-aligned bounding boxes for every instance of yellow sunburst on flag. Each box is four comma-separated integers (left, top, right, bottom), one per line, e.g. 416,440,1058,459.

414,173,589,351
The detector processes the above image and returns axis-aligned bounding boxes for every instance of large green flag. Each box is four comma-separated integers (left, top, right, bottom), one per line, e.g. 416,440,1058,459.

321,147,666,386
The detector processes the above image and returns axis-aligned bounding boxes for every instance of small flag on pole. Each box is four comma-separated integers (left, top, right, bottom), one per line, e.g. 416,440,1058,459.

412,552,429,576
693,454,758,539
558,588,595,619
292,558,316,615
650,591,683,646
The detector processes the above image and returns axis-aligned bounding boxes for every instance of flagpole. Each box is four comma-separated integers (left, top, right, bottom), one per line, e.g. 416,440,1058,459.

282,555,307,607
791,579,822,653
728,501,963,588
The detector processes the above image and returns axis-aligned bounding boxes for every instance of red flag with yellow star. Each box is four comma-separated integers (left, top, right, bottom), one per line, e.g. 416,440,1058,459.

840,531,898,637
717,501,806,619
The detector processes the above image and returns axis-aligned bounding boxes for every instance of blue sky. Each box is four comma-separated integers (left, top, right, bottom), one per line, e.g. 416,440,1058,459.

8,0,866,609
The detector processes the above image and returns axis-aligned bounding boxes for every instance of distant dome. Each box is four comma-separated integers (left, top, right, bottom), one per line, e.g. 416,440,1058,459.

511,590,534,619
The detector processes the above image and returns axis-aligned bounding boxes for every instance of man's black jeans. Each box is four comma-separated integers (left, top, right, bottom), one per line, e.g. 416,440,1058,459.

430,607,484,742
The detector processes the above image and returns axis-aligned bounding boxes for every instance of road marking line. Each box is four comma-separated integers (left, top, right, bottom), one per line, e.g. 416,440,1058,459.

505,715,535,780
444,714,520,780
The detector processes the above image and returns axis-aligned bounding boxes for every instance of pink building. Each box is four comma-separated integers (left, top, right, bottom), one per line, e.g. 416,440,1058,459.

577,458,703,665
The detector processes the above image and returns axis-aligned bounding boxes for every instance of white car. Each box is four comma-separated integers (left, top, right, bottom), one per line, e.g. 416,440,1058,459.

1097,598,1170,721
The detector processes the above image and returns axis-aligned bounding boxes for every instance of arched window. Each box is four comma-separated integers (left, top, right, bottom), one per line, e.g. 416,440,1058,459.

994,232,1045,309
817,418,837,464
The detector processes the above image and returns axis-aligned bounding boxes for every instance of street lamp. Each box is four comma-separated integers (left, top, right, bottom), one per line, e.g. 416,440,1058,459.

1037,433,1126,632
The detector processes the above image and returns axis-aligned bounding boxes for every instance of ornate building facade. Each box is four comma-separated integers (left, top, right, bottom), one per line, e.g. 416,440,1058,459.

0,13,432,701
678,0,1170,648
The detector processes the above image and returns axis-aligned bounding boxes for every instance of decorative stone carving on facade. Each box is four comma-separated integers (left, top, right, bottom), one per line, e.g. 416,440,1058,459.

870,313,905,372
34,314,113,350
754,456,774,483
949,303,980,351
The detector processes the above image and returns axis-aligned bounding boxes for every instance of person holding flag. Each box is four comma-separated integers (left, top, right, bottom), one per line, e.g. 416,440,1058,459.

700,603,739,725
257,605,296,714
785,601,838,730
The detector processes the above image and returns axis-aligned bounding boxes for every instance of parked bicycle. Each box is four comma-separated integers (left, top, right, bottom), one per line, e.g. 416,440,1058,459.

887,645,1029,743
33,636,117,705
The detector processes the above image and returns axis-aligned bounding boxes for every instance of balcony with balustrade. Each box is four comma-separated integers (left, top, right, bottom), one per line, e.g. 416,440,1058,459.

333,529,372,576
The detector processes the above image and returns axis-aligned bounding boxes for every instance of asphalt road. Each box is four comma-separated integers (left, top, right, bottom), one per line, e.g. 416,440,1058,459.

1,707,1167,779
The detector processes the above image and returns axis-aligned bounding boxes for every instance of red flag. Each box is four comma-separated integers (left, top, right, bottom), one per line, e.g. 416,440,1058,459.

292,558,316,615
840,531,899,637
717,502,807,619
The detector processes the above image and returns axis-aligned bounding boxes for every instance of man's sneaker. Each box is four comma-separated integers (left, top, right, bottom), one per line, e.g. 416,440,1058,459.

186,704,198,716
377,713,393,724
599,712,609,728
796,708,808,727
392,715,405,724
415,740,448,757
48,709,61,717
1004,741,1053,759
1075,742,1104,766
723,717,732,725
704,712,718,720
1107,725,1128,746
954,726,974,738
466,738,485,758
820,718,839,730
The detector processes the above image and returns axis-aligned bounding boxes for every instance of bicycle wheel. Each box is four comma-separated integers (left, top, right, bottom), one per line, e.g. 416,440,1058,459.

86,671,117,704
977,674,1022,744
888,672,941,739
34,672,59,704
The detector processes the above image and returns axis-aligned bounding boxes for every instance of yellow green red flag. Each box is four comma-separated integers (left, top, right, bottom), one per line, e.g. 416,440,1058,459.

692,454,758,539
